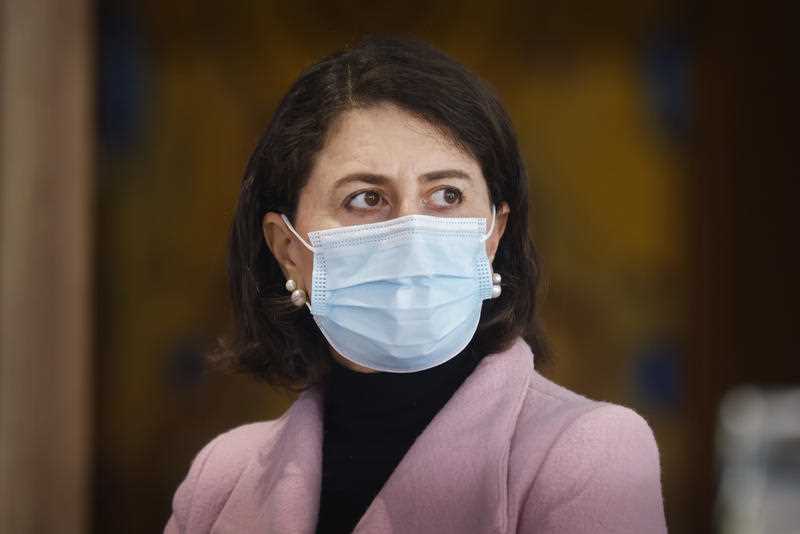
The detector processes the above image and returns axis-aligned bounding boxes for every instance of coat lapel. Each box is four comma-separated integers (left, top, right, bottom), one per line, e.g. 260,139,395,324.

354,338,534,533
213,338,534,534
212,389,324,534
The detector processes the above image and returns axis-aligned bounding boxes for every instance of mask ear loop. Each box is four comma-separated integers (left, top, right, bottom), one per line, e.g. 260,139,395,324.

280,214,317,252
479,204,497,242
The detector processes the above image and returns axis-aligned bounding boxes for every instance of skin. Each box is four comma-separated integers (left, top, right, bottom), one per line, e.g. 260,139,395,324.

262,103,509,373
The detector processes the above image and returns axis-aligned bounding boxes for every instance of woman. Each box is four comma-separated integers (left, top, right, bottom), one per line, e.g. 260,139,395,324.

165,36,667,533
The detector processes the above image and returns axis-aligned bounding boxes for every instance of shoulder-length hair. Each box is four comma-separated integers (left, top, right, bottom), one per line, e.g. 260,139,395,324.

216,35,548,389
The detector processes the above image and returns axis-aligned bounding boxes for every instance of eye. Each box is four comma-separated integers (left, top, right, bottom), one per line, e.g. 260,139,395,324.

430,186,463,207
347,189,384,210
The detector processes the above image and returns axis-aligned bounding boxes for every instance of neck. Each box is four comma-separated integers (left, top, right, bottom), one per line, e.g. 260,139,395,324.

329,348,378,374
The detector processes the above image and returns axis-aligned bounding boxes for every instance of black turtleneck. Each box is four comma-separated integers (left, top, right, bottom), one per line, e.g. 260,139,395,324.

314,350,481,534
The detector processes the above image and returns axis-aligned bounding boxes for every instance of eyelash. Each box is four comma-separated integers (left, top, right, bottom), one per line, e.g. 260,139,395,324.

344,187,465,211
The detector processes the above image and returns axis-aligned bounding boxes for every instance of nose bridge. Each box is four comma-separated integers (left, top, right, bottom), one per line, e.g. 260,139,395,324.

394,179,422,218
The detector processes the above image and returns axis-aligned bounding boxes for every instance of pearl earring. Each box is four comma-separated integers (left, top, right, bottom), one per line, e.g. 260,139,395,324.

285,279,307,307
491,271,502,298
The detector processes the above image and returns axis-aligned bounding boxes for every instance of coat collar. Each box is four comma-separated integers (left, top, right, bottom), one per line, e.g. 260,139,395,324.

215,337,534,534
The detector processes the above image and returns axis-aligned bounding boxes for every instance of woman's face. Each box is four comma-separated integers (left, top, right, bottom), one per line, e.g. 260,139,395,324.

263,103,509,370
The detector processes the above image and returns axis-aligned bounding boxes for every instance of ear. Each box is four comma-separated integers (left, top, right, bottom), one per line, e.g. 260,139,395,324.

486,201,510,263
262,212,302,279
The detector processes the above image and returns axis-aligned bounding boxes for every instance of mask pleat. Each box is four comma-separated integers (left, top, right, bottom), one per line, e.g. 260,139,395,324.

321,293,479,347
328,287,477,313
325,275,474,305
315,303,482,367
306,211,494,372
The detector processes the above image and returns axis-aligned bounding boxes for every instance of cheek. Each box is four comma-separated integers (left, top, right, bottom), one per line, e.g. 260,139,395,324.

303,258,313,289
485,240,496,262
299,249,315,294
485,231,502,262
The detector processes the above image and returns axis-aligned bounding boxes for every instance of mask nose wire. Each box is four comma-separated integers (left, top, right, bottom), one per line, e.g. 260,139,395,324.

479,204,497,242
280,214,317,252
284,208,495,248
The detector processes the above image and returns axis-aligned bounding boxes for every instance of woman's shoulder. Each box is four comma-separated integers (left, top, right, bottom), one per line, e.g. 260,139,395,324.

519,366,655,433
508,367,666,532
191,418,284,472
515,371,661,480
196,418,285,474
165,418,286,533
495,337,659,460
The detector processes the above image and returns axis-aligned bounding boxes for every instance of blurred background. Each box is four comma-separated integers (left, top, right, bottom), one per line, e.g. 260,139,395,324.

1,0,798,532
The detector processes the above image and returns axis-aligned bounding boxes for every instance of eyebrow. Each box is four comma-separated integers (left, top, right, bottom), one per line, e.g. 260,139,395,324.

332,169,473,191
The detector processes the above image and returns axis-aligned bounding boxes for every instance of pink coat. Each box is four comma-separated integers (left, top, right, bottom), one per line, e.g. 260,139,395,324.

164,337,667,533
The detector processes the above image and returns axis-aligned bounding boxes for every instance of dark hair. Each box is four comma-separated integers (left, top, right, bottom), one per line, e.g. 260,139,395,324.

216,35,548,389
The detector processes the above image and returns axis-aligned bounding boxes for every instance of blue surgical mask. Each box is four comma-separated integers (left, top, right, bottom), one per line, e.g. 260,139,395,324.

280,206,498,373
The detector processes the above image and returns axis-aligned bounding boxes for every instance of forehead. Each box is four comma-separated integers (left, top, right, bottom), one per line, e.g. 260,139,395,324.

310,103,483,184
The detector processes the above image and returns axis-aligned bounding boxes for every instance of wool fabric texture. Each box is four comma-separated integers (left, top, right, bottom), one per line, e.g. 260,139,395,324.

164,337,668,533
